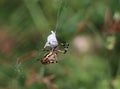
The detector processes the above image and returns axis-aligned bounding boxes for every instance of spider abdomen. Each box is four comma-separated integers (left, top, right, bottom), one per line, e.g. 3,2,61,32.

41,52,57,64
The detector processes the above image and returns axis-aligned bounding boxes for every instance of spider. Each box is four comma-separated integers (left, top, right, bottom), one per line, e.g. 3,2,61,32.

40,42,69,64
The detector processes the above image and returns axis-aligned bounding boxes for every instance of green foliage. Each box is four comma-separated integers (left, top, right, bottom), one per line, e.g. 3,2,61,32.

0,0,120,89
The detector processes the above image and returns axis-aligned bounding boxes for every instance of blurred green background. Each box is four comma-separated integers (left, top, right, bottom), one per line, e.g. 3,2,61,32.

0,0,120,89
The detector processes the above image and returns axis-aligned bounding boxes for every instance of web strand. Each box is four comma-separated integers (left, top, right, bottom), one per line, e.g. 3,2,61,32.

54,0,67,32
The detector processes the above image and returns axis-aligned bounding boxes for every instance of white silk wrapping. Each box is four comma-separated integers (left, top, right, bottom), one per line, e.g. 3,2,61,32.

44,31,58,48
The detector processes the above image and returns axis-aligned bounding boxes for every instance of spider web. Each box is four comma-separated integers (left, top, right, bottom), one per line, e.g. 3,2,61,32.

40,0,69,50
55,0,68,32
15,0,68,77
36,0,68,61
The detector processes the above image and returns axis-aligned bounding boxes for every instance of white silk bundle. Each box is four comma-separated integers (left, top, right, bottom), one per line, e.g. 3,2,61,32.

44,31,58,48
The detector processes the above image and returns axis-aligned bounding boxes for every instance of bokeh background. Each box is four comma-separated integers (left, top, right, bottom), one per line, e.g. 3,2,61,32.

0,0,120,89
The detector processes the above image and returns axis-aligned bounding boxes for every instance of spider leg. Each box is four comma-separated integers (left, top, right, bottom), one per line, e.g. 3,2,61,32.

61,42,69,48
51,61,54,63
58,42,69,54
57,50,66,54
55,53,58,63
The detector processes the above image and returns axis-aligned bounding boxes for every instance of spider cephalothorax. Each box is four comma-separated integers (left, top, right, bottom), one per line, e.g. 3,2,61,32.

41,43,69,64
41,47,58,64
